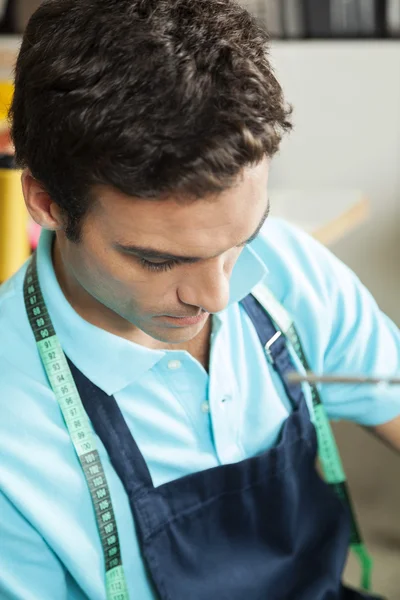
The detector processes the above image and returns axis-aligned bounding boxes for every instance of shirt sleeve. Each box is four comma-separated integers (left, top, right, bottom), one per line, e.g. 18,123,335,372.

319,248,400,426
259,218,400,426
0,491,68,600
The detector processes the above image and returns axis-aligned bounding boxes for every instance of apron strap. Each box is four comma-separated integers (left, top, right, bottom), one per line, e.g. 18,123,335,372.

67,358,154,496
240,294,304,410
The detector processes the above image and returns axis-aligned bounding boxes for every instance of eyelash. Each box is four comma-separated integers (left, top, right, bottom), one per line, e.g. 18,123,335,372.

138,241,249,273
139,258,180,273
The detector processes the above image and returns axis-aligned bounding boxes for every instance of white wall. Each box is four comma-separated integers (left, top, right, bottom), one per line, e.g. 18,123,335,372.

269,41,400,323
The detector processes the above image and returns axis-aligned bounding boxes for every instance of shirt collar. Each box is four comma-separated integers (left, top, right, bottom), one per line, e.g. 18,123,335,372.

37,229,268,395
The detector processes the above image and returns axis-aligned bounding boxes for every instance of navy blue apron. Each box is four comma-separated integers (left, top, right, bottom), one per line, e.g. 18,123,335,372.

68,295,383,599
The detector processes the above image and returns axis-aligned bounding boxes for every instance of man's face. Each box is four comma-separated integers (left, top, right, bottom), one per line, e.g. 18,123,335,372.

56,159,270,344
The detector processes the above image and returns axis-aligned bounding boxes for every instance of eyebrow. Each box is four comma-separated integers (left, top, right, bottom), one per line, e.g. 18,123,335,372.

115,198,270,263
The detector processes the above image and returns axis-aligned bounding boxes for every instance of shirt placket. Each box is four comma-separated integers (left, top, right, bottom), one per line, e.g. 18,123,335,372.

159,353,213,442
208,320,242,465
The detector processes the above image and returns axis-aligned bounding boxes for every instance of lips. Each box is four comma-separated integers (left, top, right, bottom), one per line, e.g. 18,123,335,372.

167,314,203,319
155,312,209,327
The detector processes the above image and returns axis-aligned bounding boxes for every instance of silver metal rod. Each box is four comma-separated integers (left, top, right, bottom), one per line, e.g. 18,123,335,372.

287,371,400,386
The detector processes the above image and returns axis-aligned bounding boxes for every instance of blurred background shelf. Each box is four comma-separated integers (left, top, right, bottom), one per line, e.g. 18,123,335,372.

241,0,400,40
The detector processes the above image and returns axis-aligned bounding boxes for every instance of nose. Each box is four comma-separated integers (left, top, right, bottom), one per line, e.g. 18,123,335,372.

177,257,230,315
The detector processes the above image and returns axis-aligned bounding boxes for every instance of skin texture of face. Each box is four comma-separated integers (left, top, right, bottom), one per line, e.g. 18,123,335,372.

22,158,270,351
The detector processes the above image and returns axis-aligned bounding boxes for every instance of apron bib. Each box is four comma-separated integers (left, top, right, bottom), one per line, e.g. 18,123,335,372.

66,295,384,600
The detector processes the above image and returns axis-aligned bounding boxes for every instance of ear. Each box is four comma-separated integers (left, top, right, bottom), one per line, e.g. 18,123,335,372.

21,169,64,231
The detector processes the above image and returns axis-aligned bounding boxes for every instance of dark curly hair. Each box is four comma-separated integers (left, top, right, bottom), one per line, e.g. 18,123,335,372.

10,0,292,241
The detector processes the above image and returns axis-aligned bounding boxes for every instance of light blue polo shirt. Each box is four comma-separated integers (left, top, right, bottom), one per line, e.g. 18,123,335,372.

1,218,399,600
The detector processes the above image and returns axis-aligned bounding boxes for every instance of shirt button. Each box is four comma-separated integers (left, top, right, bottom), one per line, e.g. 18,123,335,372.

201,401,210,414
167,360,182,370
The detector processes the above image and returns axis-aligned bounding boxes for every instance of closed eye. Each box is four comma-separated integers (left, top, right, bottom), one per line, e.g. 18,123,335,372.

139,257,181,272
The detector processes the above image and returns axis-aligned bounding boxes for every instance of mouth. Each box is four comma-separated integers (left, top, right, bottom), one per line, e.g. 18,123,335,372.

155,312,209,327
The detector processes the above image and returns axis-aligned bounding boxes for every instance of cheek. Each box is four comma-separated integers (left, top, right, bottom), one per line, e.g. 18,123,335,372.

65,241,125,303
71,243,179,309
74,247,112,286
72,235,127,285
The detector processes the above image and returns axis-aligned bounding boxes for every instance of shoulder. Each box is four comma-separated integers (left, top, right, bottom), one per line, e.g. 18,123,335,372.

251,217,350,302
0,262,45,381
0,263,55,452
249,218,350,348
0,268,73,518
251,219,400,425
249,217,400,367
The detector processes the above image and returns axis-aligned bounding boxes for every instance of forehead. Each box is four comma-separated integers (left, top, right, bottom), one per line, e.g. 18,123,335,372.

91,160,269,251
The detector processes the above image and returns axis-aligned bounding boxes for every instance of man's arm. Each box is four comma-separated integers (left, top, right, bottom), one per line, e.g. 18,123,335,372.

319,254,400,445
372,415,400,452
314,239,400,442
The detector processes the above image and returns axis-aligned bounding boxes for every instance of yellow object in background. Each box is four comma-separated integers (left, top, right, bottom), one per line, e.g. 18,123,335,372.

0,160,30,282
0,81,31,282
0,81,14,122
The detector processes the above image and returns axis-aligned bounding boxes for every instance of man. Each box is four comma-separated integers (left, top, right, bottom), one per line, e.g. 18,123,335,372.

0,1,399,599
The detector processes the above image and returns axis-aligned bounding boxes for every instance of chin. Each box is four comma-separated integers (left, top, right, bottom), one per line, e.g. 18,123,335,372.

147,322,206,345
151,329,200,345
